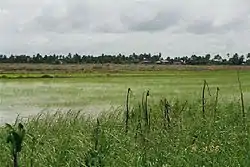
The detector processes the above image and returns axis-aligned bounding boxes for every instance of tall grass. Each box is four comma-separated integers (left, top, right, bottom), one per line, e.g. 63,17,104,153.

237,71,245,118
0,87,250,166
125,88,131,134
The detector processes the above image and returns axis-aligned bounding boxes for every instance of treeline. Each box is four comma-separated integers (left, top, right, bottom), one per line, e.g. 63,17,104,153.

0,52,250,65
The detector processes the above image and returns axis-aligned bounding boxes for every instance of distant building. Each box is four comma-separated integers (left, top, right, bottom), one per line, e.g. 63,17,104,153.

156,60,162,64
156,60,170,65
141,60,152,64
162,60,170,64
173,61,182,65
173,60,186,65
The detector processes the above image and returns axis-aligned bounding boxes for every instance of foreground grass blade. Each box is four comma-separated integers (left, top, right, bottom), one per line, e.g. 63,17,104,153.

237,71,245,118
125,88,131,134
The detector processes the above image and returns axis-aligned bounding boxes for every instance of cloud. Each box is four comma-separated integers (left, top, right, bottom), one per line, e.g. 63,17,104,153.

120,10,181,32
119,1,183,32
1,0,250,57
185,18,247,35
23,0,90,33
24,0,184,34
4,0,250,35
183,0,250,35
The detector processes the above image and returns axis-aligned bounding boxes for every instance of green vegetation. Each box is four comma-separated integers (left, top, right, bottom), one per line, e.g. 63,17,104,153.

1,69,250,111
0,69,250,166
1,89,250,166
5,122,26,167
0,52,250,65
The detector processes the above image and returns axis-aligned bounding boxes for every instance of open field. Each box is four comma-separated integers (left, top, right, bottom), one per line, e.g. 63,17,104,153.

1,68,250,123
0,66,250,166
1,63,250,74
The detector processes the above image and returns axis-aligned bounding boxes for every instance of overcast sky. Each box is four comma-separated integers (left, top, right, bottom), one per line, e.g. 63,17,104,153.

1,0,250,58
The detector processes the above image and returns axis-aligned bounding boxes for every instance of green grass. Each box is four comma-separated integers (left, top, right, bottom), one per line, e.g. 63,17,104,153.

1,69,250,166
0,92,250,166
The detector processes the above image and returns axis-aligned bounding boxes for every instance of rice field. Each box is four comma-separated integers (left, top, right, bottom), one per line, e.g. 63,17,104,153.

1,68,250,166
1,70,250,123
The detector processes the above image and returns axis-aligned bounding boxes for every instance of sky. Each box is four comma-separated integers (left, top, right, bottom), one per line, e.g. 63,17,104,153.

1,0,250,58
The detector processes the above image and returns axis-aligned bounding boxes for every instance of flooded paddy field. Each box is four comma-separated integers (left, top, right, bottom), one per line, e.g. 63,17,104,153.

1,70,250,124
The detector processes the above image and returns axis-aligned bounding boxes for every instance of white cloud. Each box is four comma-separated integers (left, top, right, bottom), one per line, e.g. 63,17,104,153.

1,0,250,58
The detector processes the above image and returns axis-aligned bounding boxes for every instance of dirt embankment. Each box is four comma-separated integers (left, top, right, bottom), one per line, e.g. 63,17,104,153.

0,63,250,74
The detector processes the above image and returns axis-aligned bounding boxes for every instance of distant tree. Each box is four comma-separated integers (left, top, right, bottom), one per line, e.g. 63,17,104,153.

204,54,211,64
189,55,198,65
239,55,245,64
159,52,162,58
246,53,250,65
247,53,250,59
229,53,244,65
213,54,222,64
205,54,211,61
72,53,81,64
213,54,222,60
1,51,250,65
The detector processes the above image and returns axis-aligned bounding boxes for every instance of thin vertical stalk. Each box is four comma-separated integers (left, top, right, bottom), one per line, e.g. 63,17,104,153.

141,90,150,167
94,119,100,150
148,108,151,131
161,99,166,129
135,103,142,141
125,88,131,134
179,100,187,130
161,98,170,130
144,91,150,130
202,80,206,119
237,71,245,118
214,87,220,121
166,101,171,128
13,152,18,167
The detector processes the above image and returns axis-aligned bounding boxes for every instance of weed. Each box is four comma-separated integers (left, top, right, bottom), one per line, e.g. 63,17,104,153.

5,123,25,167
237,71,245,118
125,88,131,134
